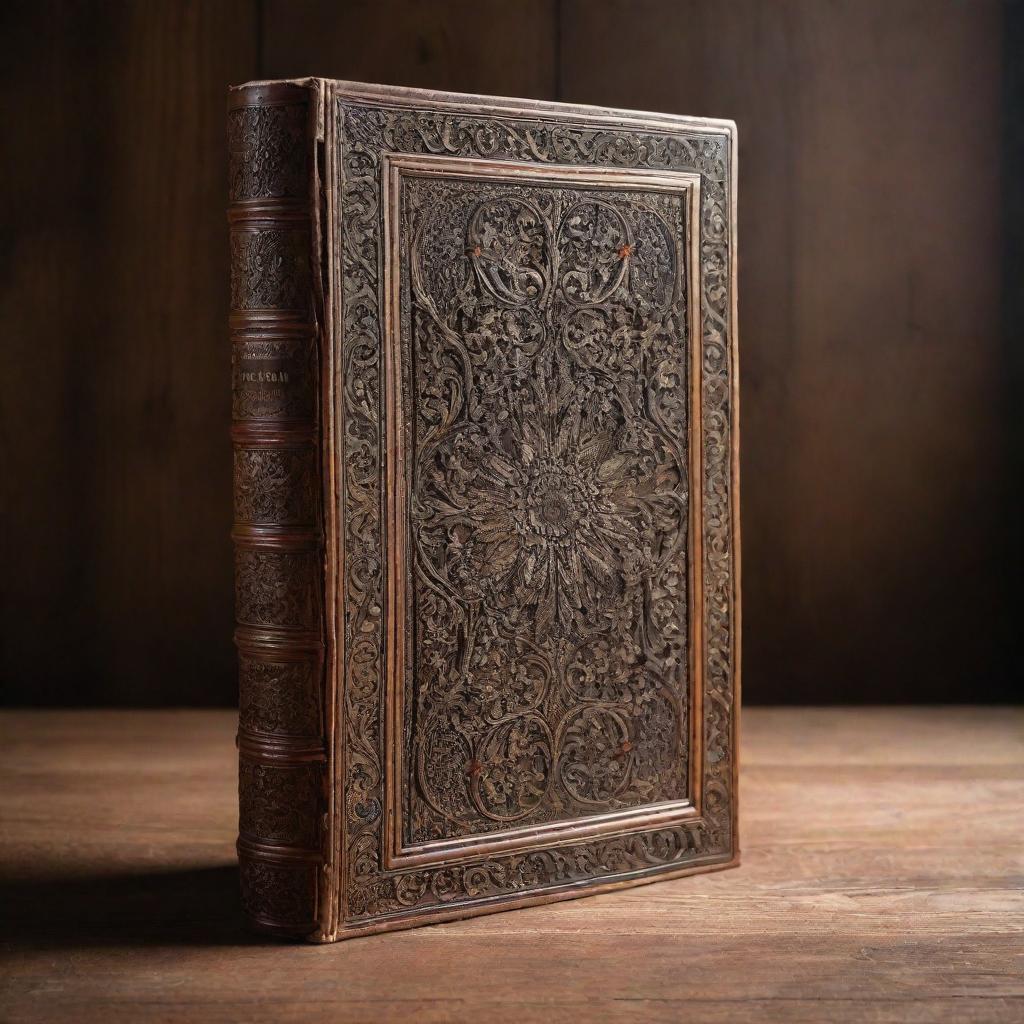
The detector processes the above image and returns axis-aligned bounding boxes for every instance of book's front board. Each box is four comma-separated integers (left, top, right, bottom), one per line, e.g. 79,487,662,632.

325,85,738,938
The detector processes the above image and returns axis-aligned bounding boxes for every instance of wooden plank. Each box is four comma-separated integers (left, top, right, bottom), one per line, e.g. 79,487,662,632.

0,0,1012,711
0,1,259,706
560,0,1007,703
1,707,1021,1022
260,0,557,99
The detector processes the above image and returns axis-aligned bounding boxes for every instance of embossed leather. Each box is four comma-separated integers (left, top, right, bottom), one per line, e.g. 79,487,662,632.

229,82,323,938
401,176,690,841
229,79,740,942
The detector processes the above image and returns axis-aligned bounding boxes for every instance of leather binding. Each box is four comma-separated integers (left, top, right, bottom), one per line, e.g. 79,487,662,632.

228,81,325,938
227,79,740,943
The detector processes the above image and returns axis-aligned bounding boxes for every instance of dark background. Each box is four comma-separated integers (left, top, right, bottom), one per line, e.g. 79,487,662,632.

2,0,1020,706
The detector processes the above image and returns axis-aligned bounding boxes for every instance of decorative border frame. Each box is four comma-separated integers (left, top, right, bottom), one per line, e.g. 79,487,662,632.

322,82,740,940
381,154,705,870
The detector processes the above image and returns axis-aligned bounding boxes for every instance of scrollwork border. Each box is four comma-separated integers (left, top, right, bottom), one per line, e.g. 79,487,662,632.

380,154,705,869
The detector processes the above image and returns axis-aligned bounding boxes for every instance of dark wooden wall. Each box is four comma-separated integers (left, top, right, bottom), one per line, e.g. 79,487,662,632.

1,0,1015,705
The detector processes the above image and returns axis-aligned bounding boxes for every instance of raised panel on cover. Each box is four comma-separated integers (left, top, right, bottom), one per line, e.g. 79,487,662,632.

382,156,704,868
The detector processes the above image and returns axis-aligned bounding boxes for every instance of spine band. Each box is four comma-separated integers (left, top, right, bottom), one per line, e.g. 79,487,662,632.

227,82,324,938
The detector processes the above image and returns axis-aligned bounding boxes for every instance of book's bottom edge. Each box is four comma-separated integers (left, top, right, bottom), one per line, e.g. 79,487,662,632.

307,847,740,944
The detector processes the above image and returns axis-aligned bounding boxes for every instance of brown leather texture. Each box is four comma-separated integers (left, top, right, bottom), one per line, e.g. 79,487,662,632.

228,79,740,942
228,81,325,939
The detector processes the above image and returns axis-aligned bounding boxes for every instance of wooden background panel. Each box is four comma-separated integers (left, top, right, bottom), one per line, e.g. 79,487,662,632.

0,0,558,707
0,0,257,705
0,0,1016,705
562,0,1008,702
1006,0,1024,698
260,0,558,97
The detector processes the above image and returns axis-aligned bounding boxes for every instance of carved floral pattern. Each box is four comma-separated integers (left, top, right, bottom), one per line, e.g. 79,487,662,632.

230,229,310,312
239,760,322,847
234,447,318,525
337,100,736,925
235,548,319,629
228,103,308,202
402,178,690,841
239,858,317,927
239,655,322,737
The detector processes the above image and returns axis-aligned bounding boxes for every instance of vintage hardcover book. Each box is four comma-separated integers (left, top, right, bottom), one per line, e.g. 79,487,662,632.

228,79,740,942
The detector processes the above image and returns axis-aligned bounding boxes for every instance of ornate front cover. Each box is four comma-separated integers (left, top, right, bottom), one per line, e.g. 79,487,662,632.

318,84,739,940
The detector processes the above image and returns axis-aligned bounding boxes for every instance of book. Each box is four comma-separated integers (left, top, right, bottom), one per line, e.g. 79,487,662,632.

228,78,740,942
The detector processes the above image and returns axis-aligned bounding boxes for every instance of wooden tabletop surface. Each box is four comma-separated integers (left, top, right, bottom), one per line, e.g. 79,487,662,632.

1,707,1021,1023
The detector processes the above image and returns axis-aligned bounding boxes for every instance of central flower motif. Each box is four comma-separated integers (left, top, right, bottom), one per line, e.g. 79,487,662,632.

416,370,677,643
523,457,591,541
485,424,633,635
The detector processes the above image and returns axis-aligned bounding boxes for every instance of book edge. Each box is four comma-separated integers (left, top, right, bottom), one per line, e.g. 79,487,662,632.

229,77,737,139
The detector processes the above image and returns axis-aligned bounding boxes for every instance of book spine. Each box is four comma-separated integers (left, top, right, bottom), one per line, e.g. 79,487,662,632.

227,82,325,939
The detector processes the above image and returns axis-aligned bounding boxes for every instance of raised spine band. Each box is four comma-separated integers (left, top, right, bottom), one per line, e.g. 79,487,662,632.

227,82,324,939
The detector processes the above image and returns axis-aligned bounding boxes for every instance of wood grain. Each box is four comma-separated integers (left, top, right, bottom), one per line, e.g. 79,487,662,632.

560,0,1009,703
0,0,258,705
260,0,558,98
0,0,1014,707
1,707,1021,1022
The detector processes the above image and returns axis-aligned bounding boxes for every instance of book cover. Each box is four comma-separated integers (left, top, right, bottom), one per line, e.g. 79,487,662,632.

228,78,740,942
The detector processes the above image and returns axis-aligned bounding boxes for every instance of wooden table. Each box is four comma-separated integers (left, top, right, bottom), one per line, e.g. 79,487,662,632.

1,708,1021,1023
